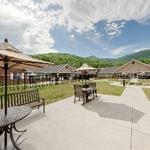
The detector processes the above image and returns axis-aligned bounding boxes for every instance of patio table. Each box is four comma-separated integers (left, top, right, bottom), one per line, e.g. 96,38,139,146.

0,106,32,150
82,87,95,104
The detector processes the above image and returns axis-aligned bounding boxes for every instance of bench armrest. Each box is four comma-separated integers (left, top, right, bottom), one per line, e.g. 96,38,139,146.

39,97,45,100
39,97,45,102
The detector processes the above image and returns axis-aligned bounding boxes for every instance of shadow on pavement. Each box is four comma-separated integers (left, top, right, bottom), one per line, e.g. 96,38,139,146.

83,97,145,123
17,111,46,127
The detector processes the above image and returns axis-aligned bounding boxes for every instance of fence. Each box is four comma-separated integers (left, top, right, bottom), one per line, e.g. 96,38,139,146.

0,74,74,93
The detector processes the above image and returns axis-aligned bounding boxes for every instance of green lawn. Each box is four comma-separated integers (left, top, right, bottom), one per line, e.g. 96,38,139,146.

139,79,150,86
143,88,150,100
38,81,125,103
0,80,125,104
38,83,74,104
96,81,125,96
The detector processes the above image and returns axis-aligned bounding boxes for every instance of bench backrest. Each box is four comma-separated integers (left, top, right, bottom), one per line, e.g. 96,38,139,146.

0,89,40,109
74,84,83,98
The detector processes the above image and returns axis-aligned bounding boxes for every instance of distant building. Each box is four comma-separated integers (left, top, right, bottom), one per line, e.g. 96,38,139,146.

0,68,25,85
97,59,150,79
115,59,150,79
30,64,74,80
97,67,119,78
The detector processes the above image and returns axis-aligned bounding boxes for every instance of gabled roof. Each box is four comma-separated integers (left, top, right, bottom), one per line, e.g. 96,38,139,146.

31,64,73,74
97,67,119,74
88,69,98,75
77,63,95,71
115,59,150,73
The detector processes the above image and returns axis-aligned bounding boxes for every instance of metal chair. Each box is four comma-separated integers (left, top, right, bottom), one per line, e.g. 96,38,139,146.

89,82,97,98
74,84,86,104
82,82,89,88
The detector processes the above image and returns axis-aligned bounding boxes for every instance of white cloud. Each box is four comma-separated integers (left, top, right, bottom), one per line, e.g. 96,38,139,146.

70,34,75,39
86,31,101,45
111,47,124,56
134,48,150,53
0,0,150,54
0,0,61,54
111,44,140,56
105,21,126,38
60,0,150,33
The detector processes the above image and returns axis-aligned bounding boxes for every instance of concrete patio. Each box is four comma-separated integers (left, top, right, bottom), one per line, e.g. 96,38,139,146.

1,86,150,150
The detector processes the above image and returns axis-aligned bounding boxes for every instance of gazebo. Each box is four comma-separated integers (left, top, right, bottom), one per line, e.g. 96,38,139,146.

77,63,96,80
77,63,95,71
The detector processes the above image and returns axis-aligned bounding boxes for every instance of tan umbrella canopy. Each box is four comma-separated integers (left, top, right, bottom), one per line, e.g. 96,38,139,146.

0,38,53,113
0,38,52,149
0,39,52,70
77,63,95,71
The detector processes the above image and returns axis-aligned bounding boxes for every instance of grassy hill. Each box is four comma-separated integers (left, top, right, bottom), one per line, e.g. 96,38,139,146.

33,50,150,67
33,53,113,68
119,49,150,61
116,49,150,65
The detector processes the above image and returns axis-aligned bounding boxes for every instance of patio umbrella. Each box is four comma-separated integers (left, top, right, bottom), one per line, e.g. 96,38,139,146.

76,63,96,80
76,63,95,71
0,38,52,149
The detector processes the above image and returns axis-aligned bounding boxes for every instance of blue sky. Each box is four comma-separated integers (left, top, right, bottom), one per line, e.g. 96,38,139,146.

0,0,150,58
51,20,150,58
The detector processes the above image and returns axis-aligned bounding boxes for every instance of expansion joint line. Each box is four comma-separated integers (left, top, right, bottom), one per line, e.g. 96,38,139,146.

130,103,134,150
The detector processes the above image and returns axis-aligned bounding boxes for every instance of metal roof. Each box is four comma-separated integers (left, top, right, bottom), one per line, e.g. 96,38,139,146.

31,64,73,74
97,67,119,74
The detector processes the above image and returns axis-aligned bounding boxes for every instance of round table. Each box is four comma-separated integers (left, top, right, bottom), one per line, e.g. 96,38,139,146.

0,106,32,150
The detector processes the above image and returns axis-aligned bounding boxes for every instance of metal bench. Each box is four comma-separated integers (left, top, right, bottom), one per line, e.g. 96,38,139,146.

0,89,45,113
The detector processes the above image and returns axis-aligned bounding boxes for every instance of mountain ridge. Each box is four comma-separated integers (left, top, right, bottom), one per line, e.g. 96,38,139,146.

33,49,150,68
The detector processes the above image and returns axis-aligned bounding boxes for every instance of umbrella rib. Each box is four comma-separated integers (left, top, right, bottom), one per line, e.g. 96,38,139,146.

0,55,4,59
8,62,20,70
8,62,43,70
9,60,45,64
19,62,43,68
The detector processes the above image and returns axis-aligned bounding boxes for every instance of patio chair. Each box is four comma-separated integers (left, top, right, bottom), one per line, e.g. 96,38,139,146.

74,84,86,103
89,82,97,98
82,82,89,88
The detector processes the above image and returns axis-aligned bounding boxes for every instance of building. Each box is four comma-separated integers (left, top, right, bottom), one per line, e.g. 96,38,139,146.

0,68,26,86
97,67,119,78
115,59,150,79
30,64,74,81
96,59,150,79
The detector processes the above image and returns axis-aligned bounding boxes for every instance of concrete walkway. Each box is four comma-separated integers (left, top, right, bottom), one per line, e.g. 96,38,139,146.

0,86,150,150
121,86,148,101
111,81,150,88
121,86,150,150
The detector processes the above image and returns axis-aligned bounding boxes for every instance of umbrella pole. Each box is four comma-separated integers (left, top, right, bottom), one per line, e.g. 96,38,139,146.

4,56,8,114
4,56,8,150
